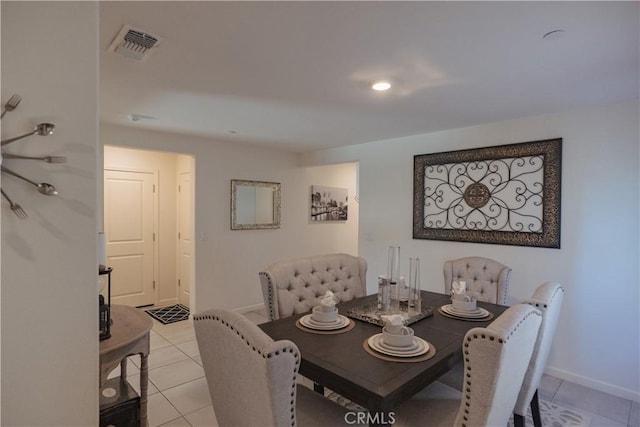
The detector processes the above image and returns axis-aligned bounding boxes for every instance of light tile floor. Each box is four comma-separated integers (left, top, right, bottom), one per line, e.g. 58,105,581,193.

106,308,639,427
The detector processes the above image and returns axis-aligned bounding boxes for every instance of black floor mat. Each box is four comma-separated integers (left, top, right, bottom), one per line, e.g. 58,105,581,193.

145,304,190,325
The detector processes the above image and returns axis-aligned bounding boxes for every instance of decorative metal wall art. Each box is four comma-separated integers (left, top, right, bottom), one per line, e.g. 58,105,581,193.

413,138,561,248
0,94,65,219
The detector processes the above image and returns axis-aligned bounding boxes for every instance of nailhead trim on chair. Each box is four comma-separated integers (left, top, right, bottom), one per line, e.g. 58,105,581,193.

259,272,277,321
194,314,301,361
527,285,564,310
502,269,511,305
194,313,300,426
459,309,542,427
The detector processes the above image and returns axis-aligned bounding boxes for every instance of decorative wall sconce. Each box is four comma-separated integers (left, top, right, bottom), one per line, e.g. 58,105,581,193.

0,94,66,219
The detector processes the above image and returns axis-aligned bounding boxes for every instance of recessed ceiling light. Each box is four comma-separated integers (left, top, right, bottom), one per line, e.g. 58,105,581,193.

543,30,566,41
371,81,391,91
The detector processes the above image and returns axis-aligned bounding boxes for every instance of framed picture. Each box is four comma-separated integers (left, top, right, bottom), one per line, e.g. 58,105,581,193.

230,180,281,230
311,185,348,221
413,138,561,248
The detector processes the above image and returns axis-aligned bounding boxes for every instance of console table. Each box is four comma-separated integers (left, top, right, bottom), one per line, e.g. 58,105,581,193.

99,304,153,426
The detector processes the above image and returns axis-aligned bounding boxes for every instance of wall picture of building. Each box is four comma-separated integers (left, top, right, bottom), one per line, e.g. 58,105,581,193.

311,185,348,221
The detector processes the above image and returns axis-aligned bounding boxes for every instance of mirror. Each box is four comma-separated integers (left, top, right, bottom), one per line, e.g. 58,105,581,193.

231,180,281,230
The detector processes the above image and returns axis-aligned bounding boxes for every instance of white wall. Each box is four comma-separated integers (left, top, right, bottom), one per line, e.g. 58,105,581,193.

104,146,181,306
1,2,99,425
100,124,358,313
302,99,640,401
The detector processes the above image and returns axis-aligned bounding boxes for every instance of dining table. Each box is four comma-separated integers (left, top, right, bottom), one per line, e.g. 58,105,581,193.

259,290,508,426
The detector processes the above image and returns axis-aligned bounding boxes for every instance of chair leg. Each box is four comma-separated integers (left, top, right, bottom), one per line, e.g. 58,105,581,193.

513,413,525,427
530,389,542,427
313,382,325,394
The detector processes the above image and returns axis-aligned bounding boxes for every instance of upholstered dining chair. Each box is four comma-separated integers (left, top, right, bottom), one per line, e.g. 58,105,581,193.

259,253,367,321
393,304,542,427
513,282,565,427
194,309,351,427
443,256,512,305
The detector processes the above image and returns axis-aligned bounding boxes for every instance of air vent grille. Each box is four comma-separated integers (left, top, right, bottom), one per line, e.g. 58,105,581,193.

124,29,158,50
108,25,161,61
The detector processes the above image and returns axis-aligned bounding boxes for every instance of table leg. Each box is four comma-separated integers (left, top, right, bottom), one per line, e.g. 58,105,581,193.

120,358,128,380
140,353,149,427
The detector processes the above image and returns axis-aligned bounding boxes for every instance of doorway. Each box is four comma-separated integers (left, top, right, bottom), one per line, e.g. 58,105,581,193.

104,168,157,307
103,145,195,309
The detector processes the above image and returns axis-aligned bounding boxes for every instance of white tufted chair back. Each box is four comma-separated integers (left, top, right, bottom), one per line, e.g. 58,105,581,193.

513,282,564,423
259,253,367,320
393,304,542,427
194,309,350,427
194,309,300,427
443,257,511,305
454,304,541,426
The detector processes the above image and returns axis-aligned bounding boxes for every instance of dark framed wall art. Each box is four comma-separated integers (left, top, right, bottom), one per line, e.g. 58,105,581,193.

413,138,562,248
311,185,348,221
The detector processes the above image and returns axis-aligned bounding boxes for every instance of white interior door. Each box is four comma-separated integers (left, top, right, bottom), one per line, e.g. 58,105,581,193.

104,169,156,307
177,171,193,307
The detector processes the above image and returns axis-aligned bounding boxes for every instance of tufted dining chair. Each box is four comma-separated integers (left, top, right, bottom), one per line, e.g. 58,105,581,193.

259,253,367,321
194,309,351,427
443,256,511,305
393,304,542,427
513,282,565,427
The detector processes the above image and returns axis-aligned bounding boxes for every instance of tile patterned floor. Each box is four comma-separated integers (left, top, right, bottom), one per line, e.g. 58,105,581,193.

107,308,639,427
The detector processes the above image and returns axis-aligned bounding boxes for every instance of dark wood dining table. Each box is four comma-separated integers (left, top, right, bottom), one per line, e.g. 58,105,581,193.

259,291,508,424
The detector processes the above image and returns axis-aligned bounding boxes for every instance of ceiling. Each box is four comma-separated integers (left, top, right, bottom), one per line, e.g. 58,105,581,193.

99,2,639,153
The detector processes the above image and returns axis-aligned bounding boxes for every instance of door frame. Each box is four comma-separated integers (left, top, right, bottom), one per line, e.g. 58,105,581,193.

177,169,194,308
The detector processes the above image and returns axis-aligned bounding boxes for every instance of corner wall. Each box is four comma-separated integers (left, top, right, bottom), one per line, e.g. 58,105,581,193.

1,2,99,424
302,100,640,401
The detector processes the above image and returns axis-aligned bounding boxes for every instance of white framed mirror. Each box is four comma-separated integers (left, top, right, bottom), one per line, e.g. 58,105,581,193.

231,179,281,230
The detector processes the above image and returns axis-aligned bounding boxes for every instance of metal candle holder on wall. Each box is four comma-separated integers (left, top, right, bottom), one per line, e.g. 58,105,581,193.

0,94,66,219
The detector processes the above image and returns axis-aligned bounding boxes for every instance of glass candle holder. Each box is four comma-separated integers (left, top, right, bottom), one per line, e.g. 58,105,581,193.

387,246,401,313
409,257,422,315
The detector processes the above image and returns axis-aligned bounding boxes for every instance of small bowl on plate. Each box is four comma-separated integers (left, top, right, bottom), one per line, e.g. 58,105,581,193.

312,305,338,323
452,298,477,312
382,325,414,347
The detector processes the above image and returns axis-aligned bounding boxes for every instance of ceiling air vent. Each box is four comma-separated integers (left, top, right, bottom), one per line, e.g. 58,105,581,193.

108,25,161,61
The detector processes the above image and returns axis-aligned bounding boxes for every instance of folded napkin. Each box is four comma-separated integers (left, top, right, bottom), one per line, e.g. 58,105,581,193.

380,314,404,326
320,290,339,307
452,280,467,295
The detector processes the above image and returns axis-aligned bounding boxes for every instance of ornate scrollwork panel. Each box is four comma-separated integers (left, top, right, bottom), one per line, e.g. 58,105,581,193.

413,138,561,248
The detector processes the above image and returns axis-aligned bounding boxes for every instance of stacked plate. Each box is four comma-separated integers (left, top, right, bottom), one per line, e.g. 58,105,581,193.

367,334,429,358
441,304,490,319
299,314,351,330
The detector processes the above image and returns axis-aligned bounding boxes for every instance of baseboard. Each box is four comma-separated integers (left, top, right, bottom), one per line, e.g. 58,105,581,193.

234,302,266,314
546,366,640,402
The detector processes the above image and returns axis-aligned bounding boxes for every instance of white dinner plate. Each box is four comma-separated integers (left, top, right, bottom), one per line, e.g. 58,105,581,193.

442,304,489,318
442,304,490,319
378,336,420,352
299,314,350,330
448,305,486,316
367,334,429,357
